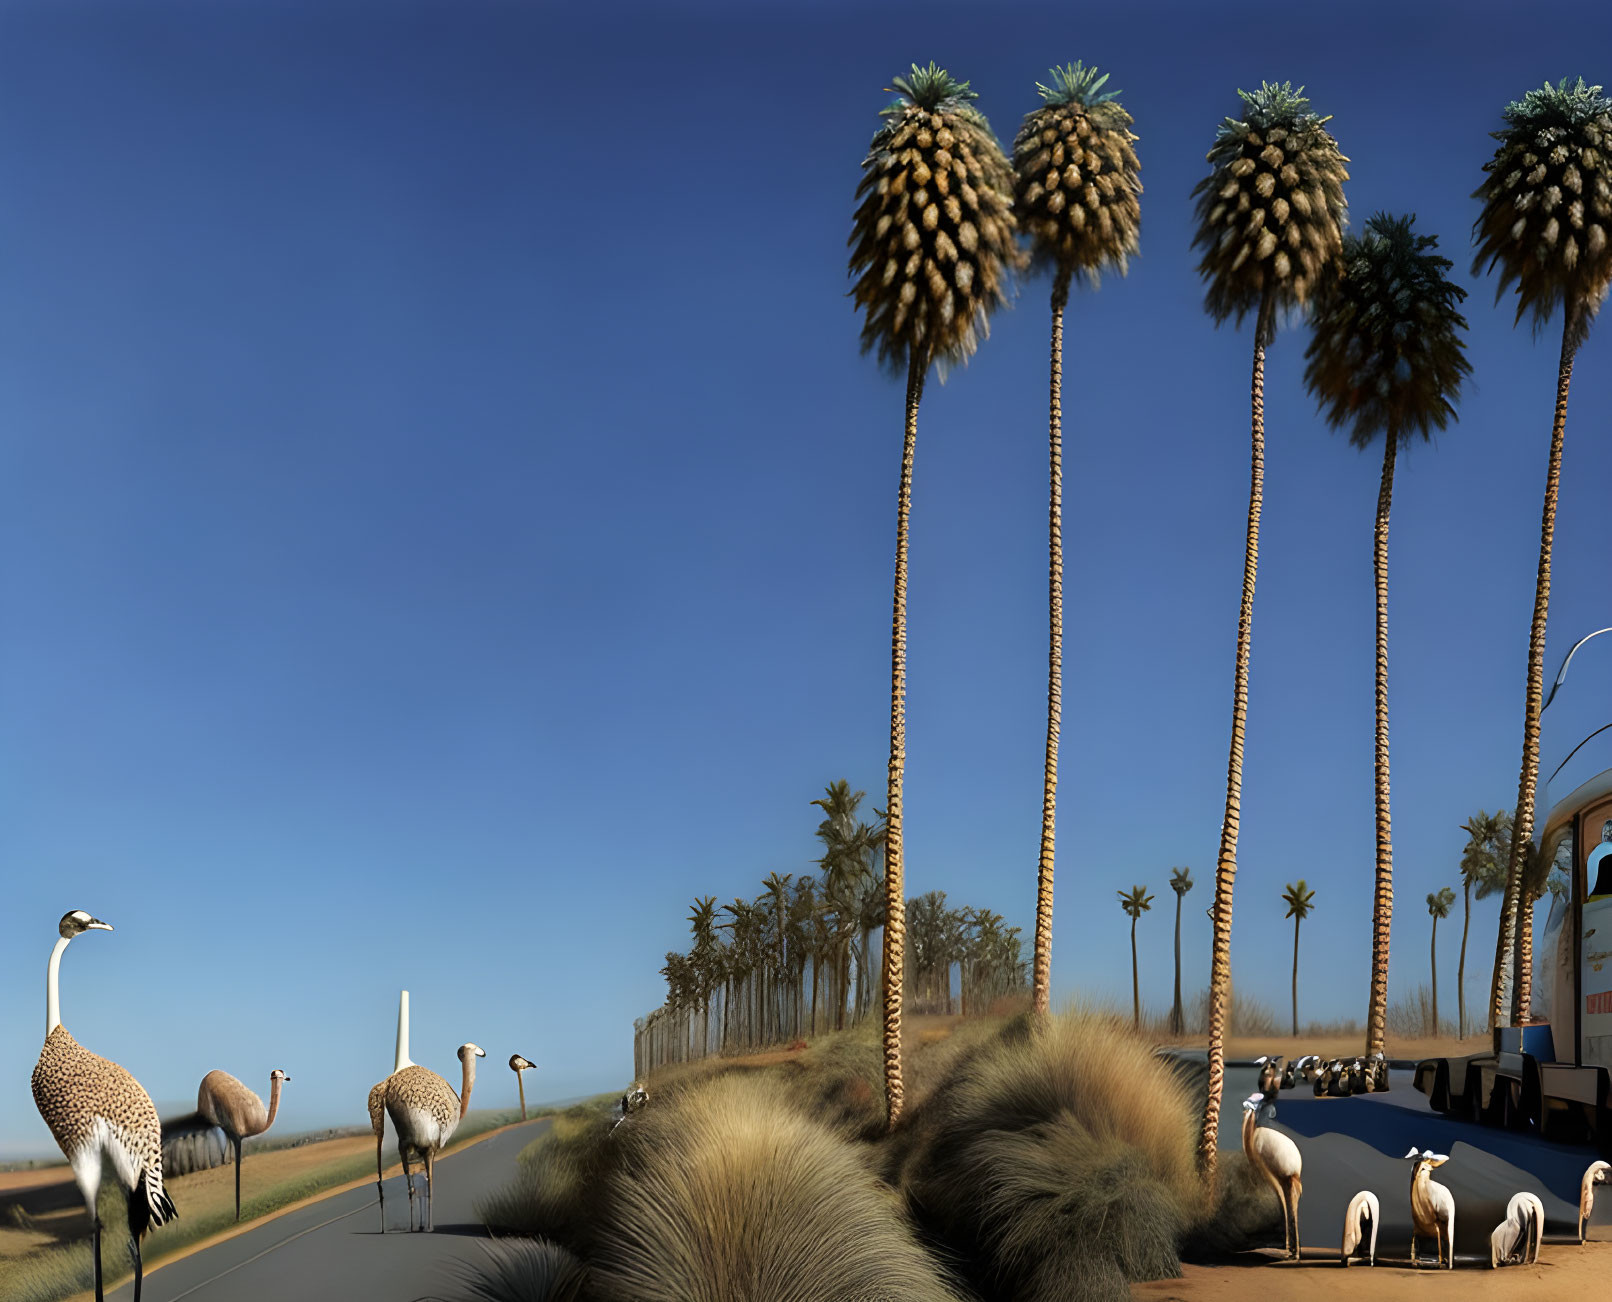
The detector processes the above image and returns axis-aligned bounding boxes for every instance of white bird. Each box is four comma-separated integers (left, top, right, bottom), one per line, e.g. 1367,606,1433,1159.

1491,1190,1544,1267
1581,1160,1610,1243
1405,1148,1455,1269
1341,1190,1379,1267
1242,1092,1302,1260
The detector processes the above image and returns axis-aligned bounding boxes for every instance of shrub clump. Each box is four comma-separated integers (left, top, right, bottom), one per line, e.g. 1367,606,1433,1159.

476,1104,616,1249
451,1238,590,1302
590,1073,962,1302
894,1009,1198,1301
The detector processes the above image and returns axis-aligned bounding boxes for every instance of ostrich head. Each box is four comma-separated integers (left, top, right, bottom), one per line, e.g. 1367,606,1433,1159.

270,1069,291,1085
1404,1147,1448,1171
58,910,112,939
509,1054,536,1072
459,1044,487,1063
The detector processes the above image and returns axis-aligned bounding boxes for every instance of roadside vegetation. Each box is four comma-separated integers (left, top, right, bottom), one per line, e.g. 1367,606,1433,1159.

468,1010,1279,1302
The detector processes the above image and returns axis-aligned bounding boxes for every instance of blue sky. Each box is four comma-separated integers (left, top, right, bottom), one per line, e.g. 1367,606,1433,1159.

2,0,1611,1155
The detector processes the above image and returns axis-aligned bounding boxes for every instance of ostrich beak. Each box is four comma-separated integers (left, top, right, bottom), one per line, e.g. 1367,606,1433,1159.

476,1047,487,1057
87,918,113,931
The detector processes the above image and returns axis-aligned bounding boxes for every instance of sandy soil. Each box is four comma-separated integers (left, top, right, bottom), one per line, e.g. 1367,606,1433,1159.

1135,1242,1612,1298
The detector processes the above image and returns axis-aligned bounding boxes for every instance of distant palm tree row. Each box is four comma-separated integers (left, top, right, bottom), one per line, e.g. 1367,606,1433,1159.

843,59,1611,1189
632,781,1028,1077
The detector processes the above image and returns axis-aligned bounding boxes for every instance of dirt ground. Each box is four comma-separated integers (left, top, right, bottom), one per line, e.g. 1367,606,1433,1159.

0,1133,378,1260
1134,1242,1612,1298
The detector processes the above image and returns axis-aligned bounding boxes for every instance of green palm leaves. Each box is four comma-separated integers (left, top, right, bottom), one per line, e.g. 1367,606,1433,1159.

1428,887,1456,921
1282,881,1316,921
1192,81,1349,342
1305,214,1472,447
1117,885,1155,919
1472,77,1612,348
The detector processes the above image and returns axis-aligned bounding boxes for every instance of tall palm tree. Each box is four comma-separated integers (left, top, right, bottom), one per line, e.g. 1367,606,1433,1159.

1011,62,1142,1019
1281,880,1316,1037
1428,887,1456,1035
1457,810,1511,1038
1473,79,1612,1029
687,896,720,1056
1189,82,1348,1181
1117,886,1154,1028
849,63,1022,1127
1168,867,1193,1036
1303,213,1471,1058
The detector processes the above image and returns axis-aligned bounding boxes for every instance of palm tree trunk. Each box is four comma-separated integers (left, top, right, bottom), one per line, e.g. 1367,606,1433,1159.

1431,913,1440,1036
1366,432,1398,1058
1172,889,1184,1037
1493,312,1577,1030
881,348,924,1128
1032,269,1070,1019
1458,879,1472,1040
1291,913,1301,1038
1131,914,1140,1029
1200,293,1273,1188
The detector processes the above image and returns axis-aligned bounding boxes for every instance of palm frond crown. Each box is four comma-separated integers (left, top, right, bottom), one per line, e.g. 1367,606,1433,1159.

1012,61,1142,284
1304,212,1472,449
848,62,1025,374
1472,77,1612,348
1427,887,1456,920
1191,81,1349,341
1281,880,1316,920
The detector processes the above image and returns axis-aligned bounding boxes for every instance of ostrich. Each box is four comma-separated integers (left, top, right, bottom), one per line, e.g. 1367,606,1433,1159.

1296,1054,1322,1083
1581,1159,1610,1242
194,1069,290,1220
1241,1092,1302,1260
509,1054,536,1121
382,1042,485,1232
1341,1189,1379,1267
30,911,178,1302
1280,1058,1297,1090
1254,1055,1283,1098
1370,1050,1390,1092
1491,1190,1544,1267
1405,1148,1455,1268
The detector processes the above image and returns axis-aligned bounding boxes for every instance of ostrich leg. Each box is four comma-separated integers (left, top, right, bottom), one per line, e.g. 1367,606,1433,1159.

518,1073,526,1122
400,1152,416,1232
424,1148,435,1232
233,1136,243,1220
375,1129,386,1233
130,1231,144,1302
92,1216,103,1302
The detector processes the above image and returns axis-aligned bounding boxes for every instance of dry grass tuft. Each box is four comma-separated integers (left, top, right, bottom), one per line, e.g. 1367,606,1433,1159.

445,1238,590,1302
591,1073,962,1302
893,1007,1198,1300
1177,1151,1283,1261
477,1106,616,1249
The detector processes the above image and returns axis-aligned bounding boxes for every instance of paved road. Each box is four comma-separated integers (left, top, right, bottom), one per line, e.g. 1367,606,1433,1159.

110,1119,551,1302
1168,1055,1610,1264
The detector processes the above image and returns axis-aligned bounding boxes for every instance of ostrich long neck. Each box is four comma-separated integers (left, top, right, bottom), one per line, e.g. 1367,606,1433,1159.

1240,1108,1259,1168
45,936,71,1037
459,1054,477,1119
264,1076,283,1132
394,991,413,1071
